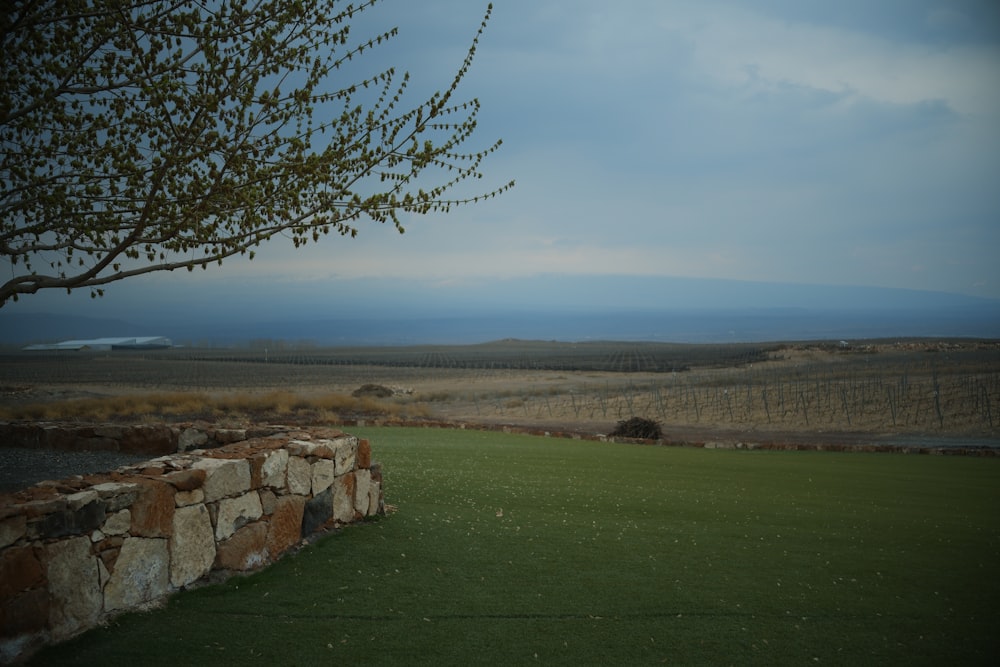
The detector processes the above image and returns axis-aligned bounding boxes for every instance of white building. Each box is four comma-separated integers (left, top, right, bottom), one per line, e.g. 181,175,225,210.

23,336,173,351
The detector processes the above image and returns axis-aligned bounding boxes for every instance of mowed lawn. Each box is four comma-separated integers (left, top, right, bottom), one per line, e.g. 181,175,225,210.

30,428,1000,666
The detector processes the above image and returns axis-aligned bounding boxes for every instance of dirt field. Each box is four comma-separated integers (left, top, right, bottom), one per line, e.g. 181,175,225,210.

2,339,998,445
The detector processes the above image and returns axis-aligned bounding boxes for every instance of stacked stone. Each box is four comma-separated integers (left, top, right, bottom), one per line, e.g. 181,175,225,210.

0,430,383,663
0,421,271,455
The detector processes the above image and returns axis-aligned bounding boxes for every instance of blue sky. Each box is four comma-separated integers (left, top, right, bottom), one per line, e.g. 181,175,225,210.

5,0,1000,322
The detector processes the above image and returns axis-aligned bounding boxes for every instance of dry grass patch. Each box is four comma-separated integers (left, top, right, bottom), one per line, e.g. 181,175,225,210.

0,390,431,422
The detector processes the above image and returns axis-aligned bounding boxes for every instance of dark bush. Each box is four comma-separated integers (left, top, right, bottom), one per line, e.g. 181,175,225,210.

352,384,394,398
609,417,663,440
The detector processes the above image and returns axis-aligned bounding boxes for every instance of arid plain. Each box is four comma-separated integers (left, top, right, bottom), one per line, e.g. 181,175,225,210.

2,339,998,448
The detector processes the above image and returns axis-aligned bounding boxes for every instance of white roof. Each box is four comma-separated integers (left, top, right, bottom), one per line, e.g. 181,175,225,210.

24,336,172,351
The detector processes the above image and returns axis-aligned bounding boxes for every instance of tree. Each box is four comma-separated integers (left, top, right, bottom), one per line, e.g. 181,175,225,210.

0,0,512,306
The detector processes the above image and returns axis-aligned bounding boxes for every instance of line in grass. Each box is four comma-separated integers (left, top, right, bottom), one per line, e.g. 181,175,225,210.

185,609,927,622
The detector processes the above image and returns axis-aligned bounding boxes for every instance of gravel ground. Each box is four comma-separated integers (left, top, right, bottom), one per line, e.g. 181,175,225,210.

0,448,153,494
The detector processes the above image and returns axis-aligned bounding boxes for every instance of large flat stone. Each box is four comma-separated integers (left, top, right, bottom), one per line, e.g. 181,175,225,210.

259,449,289,490
333,437,358,475
170,504,215,588
45,537,102,640
332,473,357,524
103,537,170,612
354,469,372,516
311,459,335,495
191,458,251,503
214,492,263,541
286,456,312,495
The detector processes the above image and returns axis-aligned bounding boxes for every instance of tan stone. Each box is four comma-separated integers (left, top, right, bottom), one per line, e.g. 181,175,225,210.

130,480,174,538
259,449,288,490
265,495,306,558
333,436,358,475
45,536,102,640
354,469,372,516
287,439,333,458
213,428,246,444
177,427,208,452
170,504,215,588
286,456,311,495
103,537,170,612
258,488,277,515
215,522,268,571
90,482,140,513
214,492,263,541
332,473,357,524
102,509,131,535
97,558,111,589
192,458,251,502
312,459,335,495
368,478,383,517
64,490,99,510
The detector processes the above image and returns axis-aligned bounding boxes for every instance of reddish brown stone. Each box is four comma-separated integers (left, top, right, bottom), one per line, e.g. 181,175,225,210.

96,535,125,551
249,453,267,489
312,427,346,439
215,522,268,571
332,473,358,524
130,480,175,538
265,495,306,558
356,439,372,469
162,468,206,492
117,425,175,455
97,547,121,574
0,587,49,637
40,426,84,451
0,545,43,599
18,492,62,518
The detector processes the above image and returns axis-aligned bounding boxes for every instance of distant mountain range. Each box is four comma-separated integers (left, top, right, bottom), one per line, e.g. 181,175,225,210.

2,276,998,346
2,305,998,347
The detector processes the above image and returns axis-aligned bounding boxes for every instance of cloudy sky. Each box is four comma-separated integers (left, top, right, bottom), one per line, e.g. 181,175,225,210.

5,0,1000,322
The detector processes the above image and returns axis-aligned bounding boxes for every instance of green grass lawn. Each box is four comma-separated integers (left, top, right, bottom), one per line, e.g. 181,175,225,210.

30,428,1000,666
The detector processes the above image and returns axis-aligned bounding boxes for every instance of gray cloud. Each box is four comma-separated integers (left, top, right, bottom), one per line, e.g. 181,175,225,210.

5,0,999,323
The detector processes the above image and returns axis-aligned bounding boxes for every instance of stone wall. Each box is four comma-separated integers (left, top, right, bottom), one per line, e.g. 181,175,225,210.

0,420,276,456
0,427,383,663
